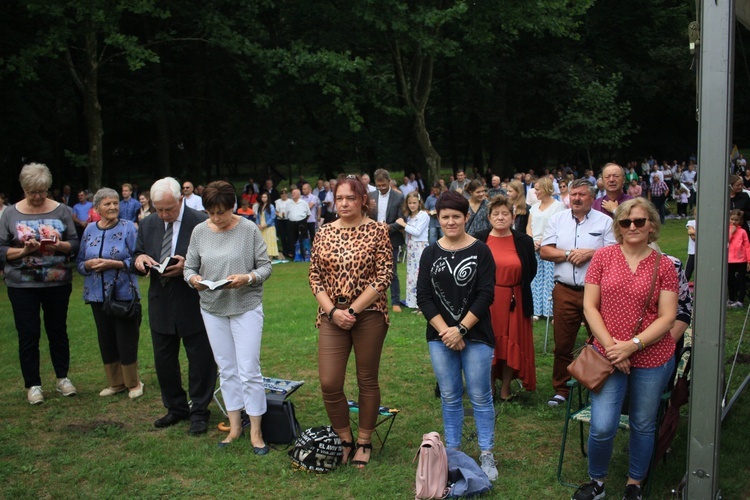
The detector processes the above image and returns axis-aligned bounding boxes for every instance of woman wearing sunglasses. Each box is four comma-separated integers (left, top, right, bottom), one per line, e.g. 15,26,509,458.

558,181,570,208
573,198,678,500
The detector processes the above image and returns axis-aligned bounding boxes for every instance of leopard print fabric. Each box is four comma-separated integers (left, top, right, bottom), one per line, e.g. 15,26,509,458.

309,220,394,327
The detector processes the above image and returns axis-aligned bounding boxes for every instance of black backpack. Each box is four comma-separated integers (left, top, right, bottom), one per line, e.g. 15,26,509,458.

261,398,301,445
288,426,343,474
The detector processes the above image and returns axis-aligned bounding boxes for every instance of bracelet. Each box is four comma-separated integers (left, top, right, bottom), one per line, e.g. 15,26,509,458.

327,308,336,321
247,273,254,286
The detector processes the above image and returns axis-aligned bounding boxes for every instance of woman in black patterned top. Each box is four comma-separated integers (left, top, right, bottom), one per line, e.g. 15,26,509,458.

416,190,498,481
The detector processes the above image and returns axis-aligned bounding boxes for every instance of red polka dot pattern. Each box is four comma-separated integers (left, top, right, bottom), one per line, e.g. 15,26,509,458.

585,245,679,368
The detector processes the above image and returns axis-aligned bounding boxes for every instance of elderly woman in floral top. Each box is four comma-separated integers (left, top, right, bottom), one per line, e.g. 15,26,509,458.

308,174,393,468
77,188,143,399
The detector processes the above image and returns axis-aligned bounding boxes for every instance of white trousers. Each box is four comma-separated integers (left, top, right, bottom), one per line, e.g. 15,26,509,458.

201,305,267,416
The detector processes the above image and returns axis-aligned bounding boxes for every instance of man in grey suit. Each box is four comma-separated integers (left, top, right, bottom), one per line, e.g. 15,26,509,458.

369,169,406,312
133,177,216,435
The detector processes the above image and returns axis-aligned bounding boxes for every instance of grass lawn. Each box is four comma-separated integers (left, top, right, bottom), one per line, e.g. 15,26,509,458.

0,217,748,498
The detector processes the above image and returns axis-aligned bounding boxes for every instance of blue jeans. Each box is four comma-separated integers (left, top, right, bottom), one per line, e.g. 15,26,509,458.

428,225,442,246
391,245,401,304
428,340,495,451
588,357,675,481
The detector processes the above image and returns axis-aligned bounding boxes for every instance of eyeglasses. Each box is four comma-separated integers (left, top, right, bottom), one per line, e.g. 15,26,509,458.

618,218,649,229
182,186,191,190
26,190,47,197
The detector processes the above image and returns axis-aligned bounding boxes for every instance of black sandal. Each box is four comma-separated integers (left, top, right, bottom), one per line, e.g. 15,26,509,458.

340,441,354,465
351,442,372,468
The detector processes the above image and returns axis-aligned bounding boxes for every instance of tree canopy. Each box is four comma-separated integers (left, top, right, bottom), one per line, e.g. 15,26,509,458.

0,0,699,194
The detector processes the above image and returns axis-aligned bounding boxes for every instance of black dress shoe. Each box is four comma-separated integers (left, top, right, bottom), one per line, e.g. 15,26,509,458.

188,420,208,435
154,413,184,428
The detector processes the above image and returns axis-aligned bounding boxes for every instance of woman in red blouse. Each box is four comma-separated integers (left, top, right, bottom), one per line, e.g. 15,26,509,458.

308,174,393,468
574,198,678,500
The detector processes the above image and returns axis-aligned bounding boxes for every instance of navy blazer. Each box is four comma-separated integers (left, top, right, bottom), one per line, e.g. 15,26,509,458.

475,228,537,318
133,206,209,337
368,189,405,248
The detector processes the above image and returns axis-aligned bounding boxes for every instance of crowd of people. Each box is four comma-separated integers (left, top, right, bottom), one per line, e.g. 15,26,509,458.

0,158,706,496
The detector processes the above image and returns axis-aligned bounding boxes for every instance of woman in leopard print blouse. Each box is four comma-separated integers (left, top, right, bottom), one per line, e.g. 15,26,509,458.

308,174,393,468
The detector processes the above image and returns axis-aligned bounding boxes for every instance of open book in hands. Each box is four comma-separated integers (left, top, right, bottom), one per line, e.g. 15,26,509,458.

148,256,179,274
196,279,233,290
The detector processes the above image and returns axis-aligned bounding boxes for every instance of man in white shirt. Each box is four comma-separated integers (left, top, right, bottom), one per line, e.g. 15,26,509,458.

540,179,615,407
399,176,415,196
680,162,698,210
182,181,204,211
287,188,311,258
275,188,293,258
301,183,321,241
361,173,377,193
323,178,338,224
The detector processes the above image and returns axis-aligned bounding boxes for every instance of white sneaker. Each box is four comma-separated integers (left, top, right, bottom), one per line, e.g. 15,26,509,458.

27,386,44,405
479,452,498,481
56,377,77,396
736,302,744,309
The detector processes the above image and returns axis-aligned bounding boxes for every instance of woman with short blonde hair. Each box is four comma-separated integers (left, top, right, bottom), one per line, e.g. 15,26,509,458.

0,163,79,404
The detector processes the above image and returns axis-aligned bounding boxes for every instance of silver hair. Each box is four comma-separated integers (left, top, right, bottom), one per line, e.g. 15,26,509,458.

569,178,596,198
150,177,181,202
19,163,53,191
93,188,119,209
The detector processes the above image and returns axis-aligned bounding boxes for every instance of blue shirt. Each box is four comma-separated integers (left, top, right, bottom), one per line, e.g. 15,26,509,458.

73,201,92,222
76,219,140,302
119,197,140,223
425,194,440,229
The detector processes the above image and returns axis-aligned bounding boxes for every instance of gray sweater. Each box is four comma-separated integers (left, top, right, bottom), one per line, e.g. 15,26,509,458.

184,217,272,316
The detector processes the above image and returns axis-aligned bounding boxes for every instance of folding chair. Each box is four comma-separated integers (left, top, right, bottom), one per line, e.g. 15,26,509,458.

347,400,400,453
213,376,305,419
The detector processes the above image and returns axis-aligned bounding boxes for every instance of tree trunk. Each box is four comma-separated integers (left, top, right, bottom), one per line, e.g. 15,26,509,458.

82,32,103,192
414,110,441,184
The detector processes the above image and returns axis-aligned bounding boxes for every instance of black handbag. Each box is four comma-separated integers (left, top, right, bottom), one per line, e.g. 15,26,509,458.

261,396,301,445
102,269,141,319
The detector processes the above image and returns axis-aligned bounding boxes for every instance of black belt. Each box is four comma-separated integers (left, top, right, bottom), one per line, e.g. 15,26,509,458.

555,281,584,292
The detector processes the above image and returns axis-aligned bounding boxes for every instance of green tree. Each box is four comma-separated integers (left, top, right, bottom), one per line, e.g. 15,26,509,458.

531,73,635,169
4,0,169,190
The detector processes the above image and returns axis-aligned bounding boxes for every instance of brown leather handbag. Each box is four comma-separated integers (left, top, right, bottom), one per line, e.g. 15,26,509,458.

567,252,661,393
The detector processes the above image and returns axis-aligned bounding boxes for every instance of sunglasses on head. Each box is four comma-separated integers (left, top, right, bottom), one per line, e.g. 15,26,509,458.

618,218,649,229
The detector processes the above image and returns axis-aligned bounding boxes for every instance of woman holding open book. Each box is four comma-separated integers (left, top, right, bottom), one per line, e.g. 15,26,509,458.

0,163,79,405
184,180,273,453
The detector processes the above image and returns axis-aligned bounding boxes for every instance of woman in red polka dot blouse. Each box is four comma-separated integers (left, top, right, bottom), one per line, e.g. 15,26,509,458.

573,198,679,500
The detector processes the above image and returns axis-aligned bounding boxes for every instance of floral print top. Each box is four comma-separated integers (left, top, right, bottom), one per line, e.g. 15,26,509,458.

77,219,140,303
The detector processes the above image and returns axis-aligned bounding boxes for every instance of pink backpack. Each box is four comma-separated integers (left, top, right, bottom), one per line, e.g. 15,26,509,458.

414,431,449,499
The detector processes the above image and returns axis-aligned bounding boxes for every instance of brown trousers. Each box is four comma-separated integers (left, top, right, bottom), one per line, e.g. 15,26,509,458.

551,283,591,398
318,311,388,439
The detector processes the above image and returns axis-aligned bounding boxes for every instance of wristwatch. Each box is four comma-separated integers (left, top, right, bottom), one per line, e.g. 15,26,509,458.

348,307,358,318
632,337,644,351
457,323,469,337
564,249,572,259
